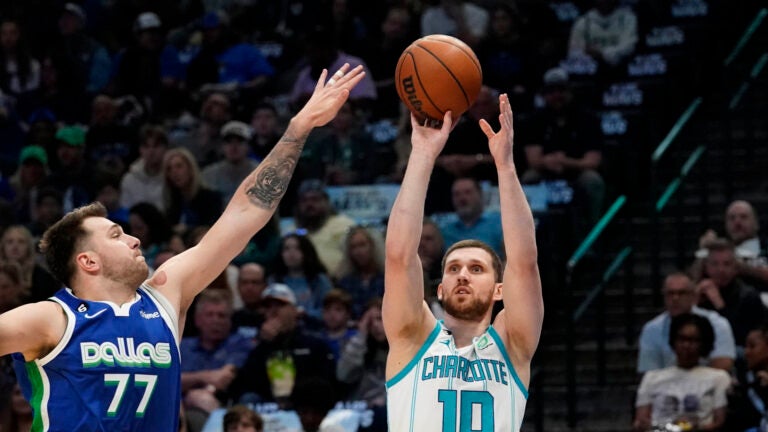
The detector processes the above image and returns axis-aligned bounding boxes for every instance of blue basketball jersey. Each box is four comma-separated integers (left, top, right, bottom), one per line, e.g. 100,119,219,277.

13,285,182,432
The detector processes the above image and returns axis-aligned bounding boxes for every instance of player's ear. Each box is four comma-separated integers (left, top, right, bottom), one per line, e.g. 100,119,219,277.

76,251,99,274
493,283,503,300
436,283,444,301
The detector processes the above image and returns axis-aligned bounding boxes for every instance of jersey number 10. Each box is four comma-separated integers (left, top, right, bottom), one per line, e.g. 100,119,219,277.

438,389,494,432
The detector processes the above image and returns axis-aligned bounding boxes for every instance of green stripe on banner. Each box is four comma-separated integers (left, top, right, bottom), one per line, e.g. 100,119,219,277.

568,195,626,269
681,145,706,177
656,178,681,213
724,8,768,67
573,246,632,322
652,98,702,163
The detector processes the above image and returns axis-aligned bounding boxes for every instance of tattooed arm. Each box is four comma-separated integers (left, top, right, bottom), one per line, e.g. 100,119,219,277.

149,64,366,322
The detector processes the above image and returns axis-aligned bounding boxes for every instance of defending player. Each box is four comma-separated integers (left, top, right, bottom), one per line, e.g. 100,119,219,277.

383,94,543,431
0,64,365,431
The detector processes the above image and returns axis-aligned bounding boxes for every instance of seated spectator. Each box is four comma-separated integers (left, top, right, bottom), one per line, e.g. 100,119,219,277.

162,147,224,233
726,323,768,432
9,145,49,224
1,383,32,432
439,177,505,258
692,200,768,291
223,405,263,432
232,213,282,267
202,121,259,203
120,124,169,212
171,92,233,167
181,289,255,431
248,102,281,162
26,187,64,239
230,284,336,407
319,289,357,363
0,261,27,313
42,125,91,213
288,179,356,276
336,226,385,318
419,218,446,298
53,3,111,95
633,313,730,431
268,233,333,324
568,0,638,76
93,178,129,226
127,202,172,269
0,225,60,302
637,272,735,374
420,0,489,48
85,94,137,177
0,19,41,98
289,377,343,432
336,298,388,431
520,68,605,233
300,100,393,185
697,239,767,347
232,263,268,340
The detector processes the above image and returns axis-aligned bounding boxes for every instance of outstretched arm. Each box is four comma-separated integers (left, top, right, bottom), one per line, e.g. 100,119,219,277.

383,112,452,371
482,94,543,372
152,64,366,317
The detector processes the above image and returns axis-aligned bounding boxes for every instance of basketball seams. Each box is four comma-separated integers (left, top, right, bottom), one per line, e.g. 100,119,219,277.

414,43,470,107
410,51,446,119
422,36,482,77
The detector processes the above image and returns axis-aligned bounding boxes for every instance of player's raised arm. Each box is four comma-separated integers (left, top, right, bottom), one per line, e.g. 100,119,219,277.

0,301,67,361
151,64,365,314
481,94,543,376
383,112,452,354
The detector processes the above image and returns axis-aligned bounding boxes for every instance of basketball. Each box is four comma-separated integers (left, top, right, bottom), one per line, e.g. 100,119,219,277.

395,34,483,125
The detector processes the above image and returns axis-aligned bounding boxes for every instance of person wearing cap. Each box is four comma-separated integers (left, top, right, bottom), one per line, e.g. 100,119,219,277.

9,145,49,222
54,2,112,94
289,179,356,276
229,283,337,407
202,121,259,203
520,67,605,233
186,10,274,96
0,63,365,431
42,125,92,213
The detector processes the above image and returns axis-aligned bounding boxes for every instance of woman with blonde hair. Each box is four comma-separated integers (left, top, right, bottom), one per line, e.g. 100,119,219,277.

0,225,60,301
336,226,385,318
162,147,223,233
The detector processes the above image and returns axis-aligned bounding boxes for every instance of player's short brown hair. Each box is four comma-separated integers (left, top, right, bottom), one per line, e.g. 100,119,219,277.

442,239,503,283
39,202,107,287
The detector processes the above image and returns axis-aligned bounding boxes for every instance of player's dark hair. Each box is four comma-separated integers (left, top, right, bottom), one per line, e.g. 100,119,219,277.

442,239,503,283
39,202,107,287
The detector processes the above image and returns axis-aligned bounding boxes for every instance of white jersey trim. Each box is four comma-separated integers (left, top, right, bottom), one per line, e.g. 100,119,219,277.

140,284,180,347
488,326,528,398
37,297,76,367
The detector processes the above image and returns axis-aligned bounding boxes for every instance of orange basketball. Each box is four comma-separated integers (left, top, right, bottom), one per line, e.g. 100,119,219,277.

395,34,483,125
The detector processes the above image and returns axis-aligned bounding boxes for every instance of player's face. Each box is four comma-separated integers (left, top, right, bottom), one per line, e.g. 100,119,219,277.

744,330,768,370
439,247,500,321
83,217,148,287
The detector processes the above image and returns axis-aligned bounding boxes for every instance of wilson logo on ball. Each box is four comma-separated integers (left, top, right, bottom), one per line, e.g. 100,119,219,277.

401,76,425,115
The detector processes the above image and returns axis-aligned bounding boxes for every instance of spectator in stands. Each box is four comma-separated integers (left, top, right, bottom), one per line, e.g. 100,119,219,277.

568,0,638,74
692,200,768,291
0,225,60,302
320,289,357,363
202,121,259,203
268,233,333,323
336,297,388,431
26,187,64,239
181,289,255,431
120,124,169,212
336,226,385,318
162,147,224,233
29,52,88,125
362,5,415,120
9,146,49,224
420,0,489,48
419,217,446,298
301,100,392,185
637,272,735,374
85,94,137,176
232,262,268,340
173,92,233,167
439,177,505,258
290,179,356,276
1,383,32,432
427,86,500,214
697,239,767,348
186,10,274,98
230,283,336,407
289,24,377,112
42,125,91,213
289,377,343,432
232,213,282,267
633,313,730,432
726,323,768,431
0,19,40,98
54,3,111,95
0,261,27,313
248,102,282,162
520,67,605,232
222,405,263,432
127,202,172,269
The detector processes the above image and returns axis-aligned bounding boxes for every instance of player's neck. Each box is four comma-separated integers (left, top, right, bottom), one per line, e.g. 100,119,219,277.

72,277,139,306
443,315,491,348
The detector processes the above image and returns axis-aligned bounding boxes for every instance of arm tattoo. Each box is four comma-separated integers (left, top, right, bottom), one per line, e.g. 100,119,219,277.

245,128,307,209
